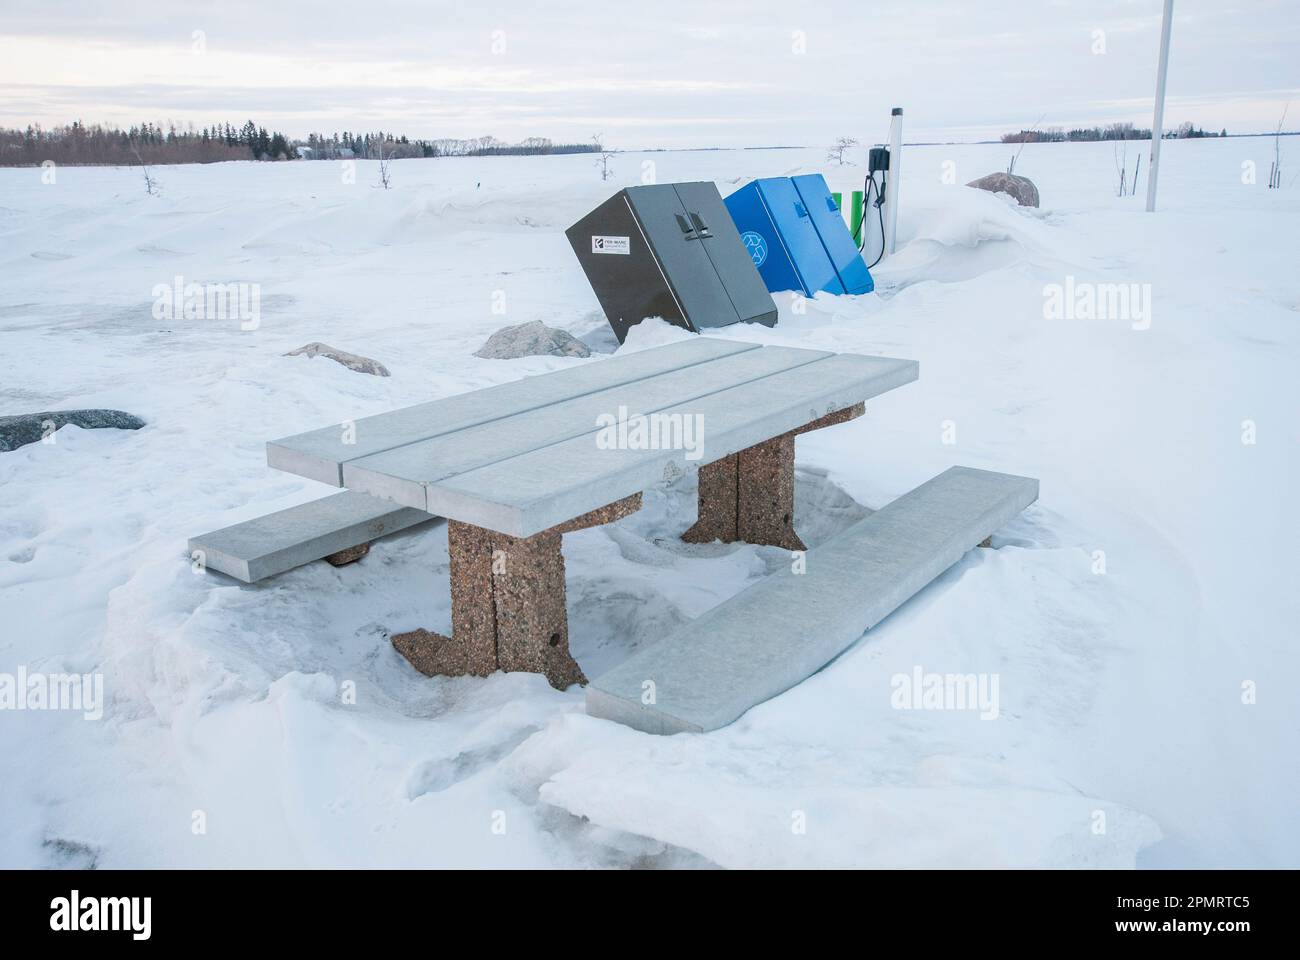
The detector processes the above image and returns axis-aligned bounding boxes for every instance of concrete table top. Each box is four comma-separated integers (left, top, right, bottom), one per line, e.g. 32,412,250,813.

268,338,919,538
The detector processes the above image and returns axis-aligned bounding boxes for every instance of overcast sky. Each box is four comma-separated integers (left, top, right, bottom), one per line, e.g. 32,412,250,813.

1,0,1296,147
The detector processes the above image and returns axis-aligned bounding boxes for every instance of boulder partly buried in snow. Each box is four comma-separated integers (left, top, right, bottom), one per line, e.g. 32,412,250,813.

966,172,1040,208
0,409,146,452
284,342,391,376
474,320,591,360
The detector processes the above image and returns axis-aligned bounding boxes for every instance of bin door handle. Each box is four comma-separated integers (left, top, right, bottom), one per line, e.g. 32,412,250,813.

826,196,840,213
675,213,698,239
794,201,808,218
689,212,712,237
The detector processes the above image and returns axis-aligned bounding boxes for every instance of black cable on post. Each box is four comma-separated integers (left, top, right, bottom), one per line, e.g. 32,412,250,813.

858,172,887,268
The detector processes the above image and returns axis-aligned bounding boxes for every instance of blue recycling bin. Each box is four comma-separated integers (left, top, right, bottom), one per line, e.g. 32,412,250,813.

724,174,874,297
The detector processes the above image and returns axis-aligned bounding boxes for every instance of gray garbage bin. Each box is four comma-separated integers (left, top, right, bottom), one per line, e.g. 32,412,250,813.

566,182,778,343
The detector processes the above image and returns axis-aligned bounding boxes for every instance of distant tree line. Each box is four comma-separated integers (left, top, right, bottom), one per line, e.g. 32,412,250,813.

1001,121,1227,144
301,132,600,159
0,121,603,166
0,120,295,165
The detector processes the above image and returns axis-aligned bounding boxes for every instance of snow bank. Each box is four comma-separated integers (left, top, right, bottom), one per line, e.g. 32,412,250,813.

1,137,1296,867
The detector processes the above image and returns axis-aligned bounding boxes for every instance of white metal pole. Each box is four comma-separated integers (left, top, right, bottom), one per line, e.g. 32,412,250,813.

883,107,903,254
1146,0,1174,212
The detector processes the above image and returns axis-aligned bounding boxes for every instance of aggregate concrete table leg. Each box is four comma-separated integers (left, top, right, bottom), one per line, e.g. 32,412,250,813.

445,521,500,676
490,528,580,688
683,402,865,551
393,494,641,690
737,432,806,552
681,453,739,544
391,521,494,678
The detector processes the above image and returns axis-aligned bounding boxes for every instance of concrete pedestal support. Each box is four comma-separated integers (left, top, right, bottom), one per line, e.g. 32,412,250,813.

683,403,865,552
393,493,642,690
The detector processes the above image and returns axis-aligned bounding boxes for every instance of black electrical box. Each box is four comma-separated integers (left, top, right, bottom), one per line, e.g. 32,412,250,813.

566,182,778,343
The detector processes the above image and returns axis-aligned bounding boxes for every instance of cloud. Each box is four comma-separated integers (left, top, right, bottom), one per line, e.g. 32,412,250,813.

1,0,1297,146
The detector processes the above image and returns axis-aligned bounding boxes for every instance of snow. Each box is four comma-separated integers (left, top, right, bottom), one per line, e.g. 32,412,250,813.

1,137,1296,868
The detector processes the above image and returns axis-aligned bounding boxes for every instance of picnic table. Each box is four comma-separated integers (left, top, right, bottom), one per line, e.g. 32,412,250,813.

267,338,919,689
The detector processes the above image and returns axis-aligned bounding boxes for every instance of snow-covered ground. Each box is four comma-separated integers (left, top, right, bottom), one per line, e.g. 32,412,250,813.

1,137,1296,868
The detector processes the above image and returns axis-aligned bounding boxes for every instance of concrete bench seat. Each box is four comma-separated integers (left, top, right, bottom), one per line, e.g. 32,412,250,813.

585,466,1039,734
188,491,434,583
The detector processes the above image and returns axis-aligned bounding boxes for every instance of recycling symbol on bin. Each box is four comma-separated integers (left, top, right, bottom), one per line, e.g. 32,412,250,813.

740,231,768,268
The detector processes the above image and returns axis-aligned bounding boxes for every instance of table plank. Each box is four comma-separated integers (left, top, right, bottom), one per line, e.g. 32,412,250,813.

341,345,831,509
391,352,919,536
267,337,759,485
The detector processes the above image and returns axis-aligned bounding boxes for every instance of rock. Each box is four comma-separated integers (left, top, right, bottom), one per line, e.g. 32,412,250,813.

0,409,146,452
966,172,1040,208
474,320,591,359
285,342,390,376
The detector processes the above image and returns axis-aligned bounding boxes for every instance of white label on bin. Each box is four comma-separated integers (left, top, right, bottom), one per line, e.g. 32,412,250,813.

591,235,630,255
